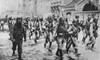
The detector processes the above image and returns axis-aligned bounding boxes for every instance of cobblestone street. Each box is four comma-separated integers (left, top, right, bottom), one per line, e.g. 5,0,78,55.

0,28,100,60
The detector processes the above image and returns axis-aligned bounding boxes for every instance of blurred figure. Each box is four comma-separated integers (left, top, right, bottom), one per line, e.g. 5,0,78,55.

0,20,4,31
86,14,98,51
12,18,26,60
44,16,53,53
82,14,92,44
56,17,65,58
8,17,14,40
66,12,80,56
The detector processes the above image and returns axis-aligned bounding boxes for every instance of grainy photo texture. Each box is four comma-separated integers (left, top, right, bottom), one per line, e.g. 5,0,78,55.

0,0,100,60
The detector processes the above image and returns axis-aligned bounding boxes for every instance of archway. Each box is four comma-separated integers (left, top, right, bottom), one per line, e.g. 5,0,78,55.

83,1,98,11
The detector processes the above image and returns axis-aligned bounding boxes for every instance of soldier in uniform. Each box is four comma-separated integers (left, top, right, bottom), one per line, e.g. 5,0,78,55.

66,12,80,56
29,20,35,40
86,14,98,51
73,15,80,41
82,14,91,43
93,14,98,38
44,16,53,52
12,18,26,60
8,17,14,40
34,17,40,43
56,17,65,58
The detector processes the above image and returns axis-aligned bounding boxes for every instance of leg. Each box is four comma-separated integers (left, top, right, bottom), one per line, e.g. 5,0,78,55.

29,31,33,40
86,37,92,47
91,37,96,50
18,41,23,60
82,33,88,44
72,37,80,56
66,36,72,54
56,37,63,57
12,41,17,56
44,33,49,48
66,40,72,54
34,31,37,43
48,32,53,51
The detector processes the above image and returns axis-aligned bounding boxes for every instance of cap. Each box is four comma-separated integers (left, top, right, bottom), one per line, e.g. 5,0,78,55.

9,17,13,20
75,15,79,19
16,17,22,23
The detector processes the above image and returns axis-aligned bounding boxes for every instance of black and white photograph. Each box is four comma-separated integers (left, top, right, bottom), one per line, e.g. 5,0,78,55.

0,0,100,60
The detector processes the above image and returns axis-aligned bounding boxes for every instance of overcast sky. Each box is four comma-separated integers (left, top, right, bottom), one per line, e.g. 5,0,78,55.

0,0,19,15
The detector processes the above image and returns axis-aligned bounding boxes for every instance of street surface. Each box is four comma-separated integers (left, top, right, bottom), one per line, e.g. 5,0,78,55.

0,25,100,60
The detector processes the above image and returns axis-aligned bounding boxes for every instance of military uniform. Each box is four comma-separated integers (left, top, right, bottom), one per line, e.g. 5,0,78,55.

82,18,91,43
56,17,65,57
34,18,40,43
44,17,53,52
73,19,79,40
8,18,14,40
86,17,98,50
12,18,26,60
66,19,80,56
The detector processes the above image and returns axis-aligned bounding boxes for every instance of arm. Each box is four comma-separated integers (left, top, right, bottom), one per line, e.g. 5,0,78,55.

13,25,16,40
23,27,26,42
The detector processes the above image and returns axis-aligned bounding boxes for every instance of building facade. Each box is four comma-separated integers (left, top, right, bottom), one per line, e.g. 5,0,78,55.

37,0,51,16
60,0,99,19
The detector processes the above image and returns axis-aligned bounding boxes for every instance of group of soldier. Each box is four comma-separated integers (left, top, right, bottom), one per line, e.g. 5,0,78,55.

7,12,98,60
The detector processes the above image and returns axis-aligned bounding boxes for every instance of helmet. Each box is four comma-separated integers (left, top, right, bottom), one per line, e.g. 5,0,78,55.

9,17,13,20
16,17,22,23
75,15,79,19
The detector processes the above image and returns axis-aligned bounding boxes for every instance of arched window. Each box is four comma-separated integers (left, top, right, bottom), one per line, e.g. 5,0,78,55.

83,1,98,11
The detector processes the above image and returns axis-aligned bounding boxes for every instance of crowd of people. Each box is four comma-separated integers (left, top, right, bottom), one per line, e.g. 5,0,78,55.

7,12,99,60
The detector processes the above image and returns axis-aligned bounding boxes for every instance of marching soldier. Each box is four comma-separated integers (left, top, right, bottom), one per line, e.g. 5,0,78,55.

86,14,98,51
44,16,53,52
34,17,40,43
12,18,26,60
72,15,80,42
8,17,14,40
82,14,91,43
56,17,65,58
93,14,98,38
66,12,80,56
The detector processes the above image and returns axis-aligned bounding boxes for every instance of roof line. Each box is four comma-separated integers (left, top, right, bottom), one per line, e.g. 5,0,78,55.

77,0,84,5
66,0,74,6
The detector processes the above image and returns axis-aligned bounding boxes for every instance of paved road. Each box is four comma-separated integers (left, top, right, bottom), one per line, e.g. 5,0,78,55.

0,28,100,60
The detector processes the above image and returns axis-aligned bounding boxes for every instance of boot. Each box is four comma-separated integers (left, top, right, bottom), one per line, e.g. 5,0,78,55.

34,38,37,43
12,50,16,56
91,44,95,51
56,48,60,56
74,48,81,57
18,54,23,60
66,47,70,54
48,48,52,53
82,38,85,44
59,49,63,57
44,44,46,48
49,42,52,48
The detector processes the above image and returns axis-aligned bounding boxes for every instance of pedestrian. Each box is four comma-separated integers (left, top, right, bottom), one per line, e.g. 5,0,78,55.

12,17,26,60
44,16,53,53
56,17,65,58
8,17,14,40
66,12,80,56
